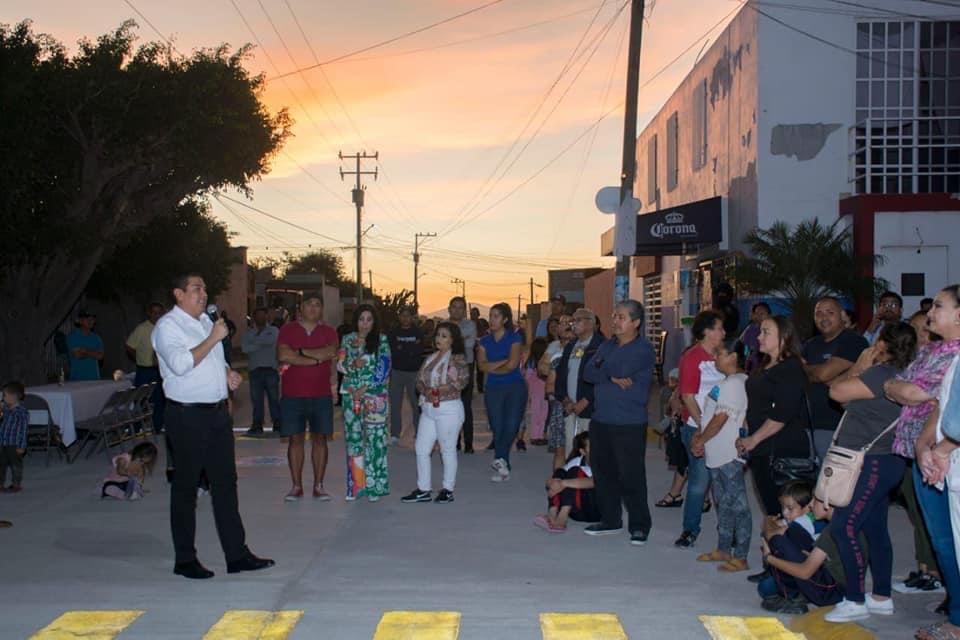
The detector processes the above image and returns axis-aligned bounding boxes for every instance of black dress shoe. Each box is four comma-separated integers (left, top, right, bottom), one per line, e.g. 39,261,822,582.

226,552,276,574
174,560,215,579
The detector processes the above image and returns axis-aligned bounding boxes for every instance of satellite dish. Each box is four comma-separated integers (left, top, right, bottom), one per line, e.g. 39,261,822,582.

595,186,622,214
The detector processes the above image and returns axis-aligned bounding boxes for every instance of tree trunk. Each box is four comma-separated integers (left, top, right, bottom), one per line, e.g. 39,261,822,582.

0,250,104,384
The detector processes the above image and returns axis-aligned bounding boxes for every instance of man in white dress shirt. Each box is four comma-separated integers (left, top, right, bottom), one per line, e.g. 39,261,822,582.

152,273,274,579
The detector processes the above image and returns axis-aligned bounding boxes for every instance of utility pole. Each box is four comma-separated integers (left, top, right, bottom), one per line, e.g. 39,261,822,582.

450,278,465,300
368,269,373,294
339,151,379,303
517,294,525,321
528,277,543,306
413,231,437,311
614,0,645,305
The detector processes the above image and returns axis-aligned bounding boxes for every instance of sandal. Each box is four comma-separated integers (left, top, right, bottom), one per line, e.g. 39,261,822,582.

696,550,731,562
917,623,960,640
718,558,750,573
655,492,684,508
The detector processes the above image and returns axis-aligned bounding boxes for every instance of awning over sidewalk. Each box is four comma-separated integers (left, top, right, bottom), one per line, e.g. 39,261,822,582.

601,196,723,257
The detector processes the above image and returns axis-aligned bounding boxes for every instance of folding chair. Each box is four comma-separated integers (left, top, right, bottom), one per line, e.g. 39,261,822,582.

23,394,65,467
72,388,137,461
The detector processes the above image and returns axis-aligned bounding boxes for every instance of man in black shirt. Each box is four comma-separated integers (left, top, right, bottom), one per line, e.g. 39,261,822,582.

715,283,741,349
388,305,425,444
802,296,868,462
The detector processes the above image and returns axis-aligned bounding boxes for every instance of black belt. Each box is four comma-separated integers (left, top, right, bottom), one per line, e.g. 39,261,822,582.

167,399,227,409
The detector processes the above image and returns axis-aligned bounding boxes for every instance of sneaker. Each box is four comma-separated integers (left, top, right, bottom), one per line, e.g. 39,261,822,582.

284,487,304,502
630,531,649,546
344,495,357,502
584,523,624,536
490,458,510,482
533,515,551,531
313,485,332,501
915,573,944,591
865,594,894,616
434,489,454,504
824,598,870,623
674,531,697,548
491,470,510,482
904,570,925,588
401,489,432,503
761,595,787,612
490,458,506,471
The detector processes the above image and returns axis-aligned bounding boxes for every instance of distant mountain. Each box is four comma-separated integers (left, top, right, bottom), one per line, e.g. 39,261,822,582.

423,302,491,319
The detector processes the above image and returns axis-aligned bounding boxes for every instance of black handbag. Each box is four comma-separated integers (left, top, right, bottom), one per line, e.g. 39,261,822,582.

769,392,820,487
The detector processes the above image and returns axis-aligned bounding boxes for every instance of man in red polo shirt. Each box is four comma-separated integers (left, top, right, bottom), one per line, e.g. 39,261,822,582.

277,292,338,501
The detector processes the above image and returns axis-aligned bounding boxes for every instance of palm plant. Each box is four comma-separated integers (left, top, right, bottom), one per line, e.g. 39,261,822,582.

734,218,886,339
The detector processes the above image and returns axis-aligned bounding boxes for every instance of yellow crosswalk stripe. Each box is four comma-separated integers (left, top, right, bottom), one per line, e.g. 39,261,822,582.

539,613,628,639
373,611,461,639
788,607,876,639
202,610,304,640
699,615,805,640
29,610,144,640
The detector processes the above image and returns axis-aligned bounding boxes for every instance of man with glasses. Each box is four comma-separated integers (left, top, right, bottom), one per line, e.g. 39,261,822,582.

863,291,903,346
556,309,604,453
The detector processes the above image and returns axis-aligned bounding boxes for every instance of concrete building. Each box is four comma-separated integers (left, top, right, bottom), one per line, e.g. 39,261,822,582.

596,2,960,373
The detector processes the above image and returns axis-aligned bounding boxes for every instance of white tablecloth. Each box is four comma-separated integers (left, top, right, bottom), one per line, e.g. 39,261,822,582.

29,380,132,446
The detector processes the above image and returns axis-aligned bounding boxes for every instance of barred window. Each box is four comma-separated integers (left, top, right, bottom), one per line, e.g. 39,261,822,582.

852,21,960,194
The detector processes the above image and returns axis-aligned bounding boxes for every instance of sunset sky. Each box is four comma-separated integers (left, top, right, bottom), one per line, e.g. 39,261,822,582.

4,0,741,312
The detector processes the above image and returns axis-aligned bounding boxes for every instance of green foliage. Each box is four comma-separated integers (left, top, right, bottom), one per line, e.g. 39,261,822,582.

284,250,348,283
0,20,289,383
0,19,290,269
376,289,417,330
86,198,232,302
735,218,886,338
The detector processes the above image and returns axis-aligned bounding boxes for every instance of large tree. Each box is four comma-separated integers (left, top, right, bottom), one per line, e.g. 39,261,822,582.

85,198,233,304
734,218,885,339
0,21,290,382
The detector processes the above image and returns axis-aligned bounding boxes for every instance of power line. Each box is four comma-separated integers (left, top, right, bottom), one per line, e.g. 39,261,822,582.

281,0,420,230
215,193,348,245
336,2,611,64
437,0,624,239
122,0,185,55
268,0,507,81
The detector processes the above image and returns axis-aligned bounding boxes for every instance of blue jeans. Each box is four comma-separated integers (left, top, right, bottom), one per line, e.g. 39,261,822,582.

249,367,281,428
914,462,960,626
681,424,710,537
484,381,527,467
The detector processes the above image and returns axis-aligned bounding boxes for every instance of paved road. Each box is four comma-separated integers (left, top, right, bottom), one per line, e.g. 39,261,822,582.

2,386,946,639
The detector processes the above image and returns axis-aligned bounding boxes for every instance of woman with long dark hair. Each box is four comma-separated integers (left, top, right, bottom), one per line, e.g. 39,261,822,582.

736,315,812,516
477,303,527,482
822,322,917,623
338,304,392,502
401,322,470,505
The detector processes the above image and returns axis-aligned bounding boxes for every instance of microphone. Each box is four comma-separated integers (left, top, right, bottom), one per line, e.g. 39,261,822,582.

206,304,219,323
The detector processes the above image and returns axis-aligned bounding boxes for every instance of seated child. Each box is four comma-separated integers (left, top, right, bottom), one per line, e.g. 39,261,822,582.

759,497,859,615
101,442,159,500
534,432,599,533
0,381,29,493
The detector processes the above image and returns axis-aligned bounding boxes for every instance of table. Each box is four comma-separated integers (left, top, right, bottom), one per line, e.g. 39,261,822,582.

29,380,132,446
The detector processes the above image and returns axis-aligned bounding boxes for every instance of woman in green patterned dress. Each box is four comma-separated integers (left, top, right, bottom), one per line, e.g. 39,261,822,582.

338,304,392,501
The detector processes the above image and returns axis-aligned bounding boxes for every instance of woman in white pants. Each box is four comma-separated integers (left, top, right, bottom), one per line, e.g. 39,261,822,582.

402,321,470,504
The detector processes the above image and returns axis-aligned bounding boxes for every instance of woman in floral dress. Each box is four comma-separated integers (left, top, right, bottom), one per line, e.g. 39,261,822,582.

338,304,392,501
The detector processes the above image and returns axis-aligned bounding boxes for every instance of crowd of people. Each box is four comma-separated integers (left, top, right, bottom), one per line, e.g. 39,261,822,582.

8,269,960,640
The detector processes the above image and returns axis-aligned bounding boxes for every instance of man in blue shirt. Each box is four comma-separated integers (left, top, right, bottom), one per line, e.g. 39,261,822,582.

66,311,104,380
582,300,655,546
